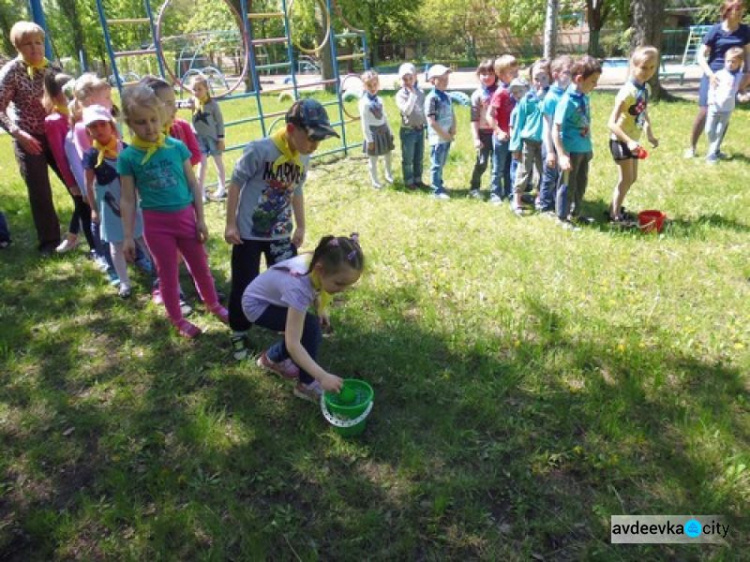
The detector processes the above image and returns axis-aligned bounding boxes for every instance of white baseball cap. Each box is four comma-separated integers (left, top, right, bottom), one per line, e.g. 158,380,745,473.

82,104,115,127
399,63,417,78
426,64,451,80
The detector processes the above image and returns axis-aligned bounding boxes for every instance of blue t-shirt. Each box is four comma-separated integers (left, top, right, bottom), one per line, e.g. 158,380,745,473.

703,23,750,70
117,137,193,212
554,86,592,154
543,85,566,119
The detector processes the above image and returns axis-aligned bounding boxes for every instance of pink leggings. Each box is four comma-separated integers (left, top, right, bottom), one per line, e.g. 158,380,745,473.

142,205,220,325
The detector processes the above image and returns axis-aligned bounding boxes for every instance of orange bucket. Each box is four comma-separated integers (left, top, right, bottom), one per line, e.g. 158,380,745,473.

638,210,666,233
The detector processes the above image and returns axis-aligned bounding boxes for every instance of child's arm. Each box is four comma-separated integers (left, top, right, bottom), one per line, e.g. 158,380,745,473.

214,102,225,152
642,110,658,148
426,96,452,141
470,93,482,149
291,191,305,248
184,159,208,242
120,174,138,262
84,168,98,223
607,96,640,151
509,100,526,157
552,122,570,171
543,113,556,167
359,97,375,151
285,307,343,392
396,87,417,115
224,180,243,245
449,106,456,137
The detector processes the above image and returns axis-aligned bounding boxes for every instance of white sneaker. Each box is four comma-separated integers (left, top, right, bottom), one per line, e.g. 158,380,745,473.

56,237,78,253
683,147,696,159
489,193,503,205
433,191,450,200
371,181,383,189
384,175,394,184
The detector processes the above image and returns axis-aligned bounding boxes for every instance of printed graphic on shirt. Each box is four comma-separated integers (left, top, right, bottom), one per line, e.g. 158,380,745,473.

628,90,648,129
251,161,302,237
141,160,182,191
575,99,590,138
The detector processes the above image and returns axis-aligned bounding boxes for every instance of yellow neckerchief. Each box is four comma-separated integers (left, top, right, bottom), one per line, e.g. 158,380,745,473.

22,57,49,80
270,128,302,172
309,269,332,315
54,102,69,116
92,136,119,168
130,133,167,165
194,93,210,113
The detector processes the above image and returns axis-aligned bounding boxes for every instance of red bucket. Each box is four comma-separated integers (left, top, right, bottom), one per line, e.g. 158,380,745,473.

638,210,666,233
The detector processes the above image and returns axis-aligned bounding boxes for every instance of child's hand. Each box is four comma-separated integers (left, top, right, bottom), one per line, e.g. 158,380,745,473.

496,130,509,142
558,153,572,171
513,151,521,161
291,226,304,248
626,140,640,152
90,209,100,224
546,152,557,168
196,219,209,243
441,131,453,142
321,372,343,393
217,140,225,152
367,141,375,154
224,224,242,245
319,311,331,331
473,138,482,150
123,237,136,262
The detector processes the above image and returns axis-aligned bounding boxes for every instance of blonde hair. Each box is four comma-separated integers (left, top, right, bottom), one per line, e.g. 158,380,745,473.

726,46,744,61
10,21,44,49
361,69,379,86
121,84,165,126
550,55,573,77
189,74,209,90
631,46,659,67
74,73,111,105
494,54,518,76
529,59,551,81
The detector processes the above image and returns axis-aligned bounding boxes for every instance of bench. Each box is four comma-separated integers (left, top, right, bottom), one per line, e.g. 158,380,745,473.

659,60,685,84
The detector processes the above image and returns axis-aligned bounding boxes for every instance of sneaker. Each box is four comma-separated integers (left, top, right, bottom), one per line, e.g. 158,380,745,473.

489,193,503,205
55,236,78,254
293,380,323,403
706,154,719,165
683,147,696,159
371,181,383,189
208,304,229,324
510,203,525,217
118,284,132,299
559,219,580,232
211,189,227,200
231,333,249,360
716,151,729,160
384,175,394,184
180,298,193,317
152,287,164,305
468,189,481,199
107,268,120,287
134,256,153,275
433,191,450,200
571,215,595,225
257,351,300,380
94,255,110,271
175,319,201,339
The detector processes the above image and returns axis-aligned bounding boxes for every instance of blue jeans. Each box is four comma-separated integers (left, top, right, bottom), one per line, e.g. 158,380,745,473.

538,144,558,211
0,211,10,242
490,136,511,199
400,127,425,185
253,304,321,385
430,142,451,193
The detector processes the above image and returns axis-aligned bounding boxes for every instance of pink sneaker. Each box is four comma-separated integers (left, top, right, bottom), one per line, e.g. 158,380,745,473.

256,351,299,379
293,380,323,403
208,304,229,324
175,319,201,339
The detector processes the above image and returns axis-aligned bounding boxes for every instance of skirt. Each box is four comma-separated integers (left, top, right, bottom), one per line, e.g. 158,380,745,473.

363,124,395,156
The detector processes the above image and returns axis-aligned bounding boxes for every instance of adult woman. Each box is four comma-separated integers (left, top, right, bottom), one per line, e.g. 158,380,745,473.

0,21,63,254
685,0,750,158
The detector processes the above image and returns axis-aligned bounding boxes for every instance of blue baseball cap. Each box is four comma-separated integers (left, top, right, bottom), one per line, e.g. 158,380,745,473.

285,99,340,140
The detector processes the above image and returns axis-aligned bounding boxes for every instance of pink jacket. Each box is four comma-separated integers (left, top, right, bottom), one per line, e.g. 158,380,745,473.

170,118,201,166
44,113,77,189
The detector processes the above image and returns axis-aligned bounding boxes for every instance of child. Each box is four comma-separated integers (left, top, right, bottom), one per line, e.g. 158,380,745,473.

359,70,394,189
424,64,456,200
487,54,520,204
468,59,498,199
540,55,574,213
118,85,228,338
42,71,96,254
510,60,550,215
554,55,602,229
607,46,660,223
507,77,530,196
139,76,202,168
242,234,363,402
189,74,226,199
704,46,744,164
225,98,339,360
82,105,150,298
395,63,427,190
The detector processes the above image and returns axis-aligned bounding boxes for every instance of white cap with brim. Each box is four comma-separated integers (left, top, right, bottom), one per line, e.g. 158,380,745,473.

82,104,115,127
399,63,417,78
426,64,451,81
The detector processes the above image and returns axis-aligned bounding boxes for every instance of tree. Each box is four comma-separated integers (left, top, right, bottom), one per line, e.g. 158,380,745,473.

543,0,559,59
631,0,670,100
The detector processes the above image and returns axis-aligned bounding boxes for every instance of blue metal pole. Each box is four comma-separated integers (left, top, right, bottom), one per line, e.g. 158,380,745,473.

28,0,54,60
95,0,123,91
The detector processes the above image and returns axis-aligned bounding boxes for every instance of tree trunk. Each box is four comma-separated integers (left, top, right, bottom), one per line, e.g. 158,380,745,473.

585,0,609,57
58,0,88,69
631,0,673,100
543,0,558,60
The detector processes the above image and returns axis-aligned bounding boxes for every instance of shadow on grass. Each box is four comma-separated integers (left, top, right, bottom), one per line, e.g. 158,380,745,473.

1,266,747,560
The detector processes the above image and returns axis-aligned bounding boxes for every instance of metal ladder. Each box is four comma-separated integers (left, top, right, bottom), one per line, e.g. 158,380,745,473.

95,0,165,91
681,25,712,67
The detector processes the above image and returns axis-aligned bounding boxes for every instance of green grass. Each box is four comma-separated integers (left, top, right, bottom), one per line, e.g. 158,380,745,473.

0,89,748,560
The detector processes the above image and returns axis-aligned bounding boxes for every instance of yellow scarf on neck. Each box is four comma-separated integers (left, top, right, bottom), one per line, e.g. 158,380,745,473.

93,137,119,168
54,103,69,117
23,57,49,80
310,270,332,315
270,128,302,172
130,133,167,165
194,94,210,113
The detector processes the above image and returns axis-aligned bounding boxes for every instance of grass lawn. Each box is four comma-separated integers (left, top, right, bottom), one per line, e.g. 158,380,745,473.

0,88,748,560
